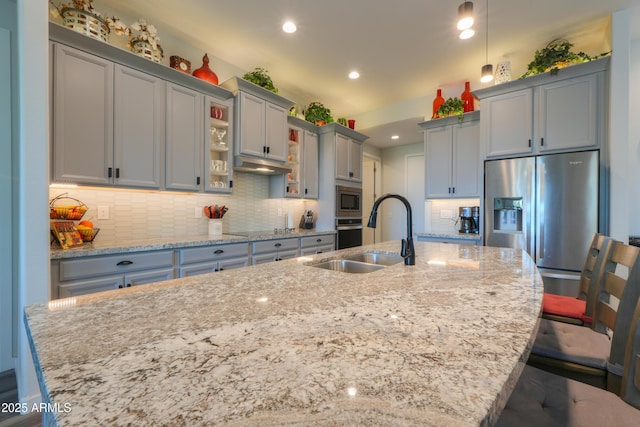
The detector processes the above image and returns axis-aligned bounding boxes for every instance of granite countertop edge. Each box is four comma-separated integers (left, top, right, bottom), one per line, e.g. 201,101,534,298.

50,229,337,259
417,232,482,241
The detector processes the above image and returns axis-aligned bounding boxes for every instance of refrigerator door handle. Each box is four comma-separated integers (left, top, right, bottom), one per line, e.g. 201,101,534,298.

538,162,545,260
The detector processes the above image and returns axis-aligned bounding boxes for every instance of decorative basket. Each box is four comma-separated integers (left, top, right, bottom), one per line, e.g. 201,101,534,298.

49,194,88,220
78,227,100,242
61,8,110,42
131,40,163,63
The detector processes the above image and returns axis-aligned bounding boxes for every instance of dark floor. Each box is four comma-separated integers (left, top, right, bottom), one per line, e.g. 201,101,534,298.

0,370,41,427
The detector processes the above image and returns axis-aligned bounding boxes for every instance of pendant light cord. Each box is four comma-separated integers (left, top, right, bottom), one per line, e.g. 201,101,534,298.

485,0,489,63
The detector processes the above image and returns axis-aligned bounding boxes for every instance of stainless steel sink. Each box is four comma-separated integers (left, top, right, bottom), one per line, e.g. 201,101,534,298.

344,252,403,266
311,259,385,274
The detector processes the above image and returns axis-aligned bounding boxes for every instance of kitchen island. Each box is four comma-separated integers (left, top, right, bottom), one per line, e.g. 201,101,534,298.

26,240,543,426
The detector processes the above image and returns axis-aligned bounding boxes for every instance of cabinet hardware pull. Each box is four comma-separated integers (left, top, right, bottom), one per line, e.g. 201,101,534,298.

126,283,132,287
528,139,532,148
349,171,353,177
118,284,123,288
316,238,322,243
274,243,282,248
229,180,233,188
214,268,218,272
214,249,224,254
266,146,270,154
305,188,308,194
448,187,451,194
286,186,289,193
219,267,224,271
116,260,133,266
196,176,201,185
452,187,455,194
115,168,120,179
263,146,267,153
108,167,113,178
540,137,544,146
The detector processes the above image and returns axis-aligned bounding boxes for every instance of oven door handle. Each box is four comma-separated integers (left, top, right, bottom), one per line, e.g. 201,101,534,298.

336,225,363,230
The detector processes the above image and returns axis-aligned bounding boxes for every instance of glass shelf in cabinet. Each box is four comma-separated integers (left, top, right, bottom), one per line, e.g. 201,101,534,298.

210,144,229,152
210,117,229,128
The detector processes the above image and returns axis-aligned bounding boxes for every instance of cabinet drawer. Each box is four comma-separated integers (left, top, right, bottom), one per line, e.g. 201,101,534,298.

252,238,299,254
58,250,174,281
180,243,248,265
300,235,335,248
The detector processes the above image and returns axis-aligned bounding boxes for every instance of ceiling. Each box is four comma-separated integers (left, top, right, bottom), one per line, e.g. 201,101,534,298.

101,0,640,148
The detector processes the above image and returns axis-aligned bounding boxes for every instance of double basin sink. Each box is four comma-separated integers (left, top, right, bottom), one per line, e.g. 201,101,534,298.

310,251,404,274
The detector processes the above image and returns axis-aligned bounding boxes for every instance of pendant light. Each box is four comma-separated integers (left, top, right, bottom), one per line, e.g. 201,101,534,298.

480,0,493,83
457,1,474,30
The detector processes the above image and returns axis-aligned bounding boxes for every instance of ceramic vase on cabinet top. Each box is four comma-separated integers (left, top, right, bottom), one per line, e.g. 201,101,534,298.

461,81,474,113
432,89,445,119
192,54,219,85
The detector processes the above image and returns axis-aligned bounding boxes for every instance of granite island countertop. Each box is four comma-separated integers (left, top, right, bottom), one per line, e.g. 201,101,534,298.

27,240,543,426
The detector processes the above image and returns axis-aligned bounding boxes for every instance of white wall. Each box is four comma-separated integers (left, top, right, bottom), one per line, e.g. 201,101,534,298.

15,0,49,406
380,142,423,241
0,0,15,373
630,38,640,236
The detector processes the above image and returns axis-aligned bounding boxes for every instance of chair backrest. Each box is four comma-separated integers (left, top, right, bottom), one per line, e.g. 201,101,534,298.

619,270,640,408
593,241,640,371
581,233,610,319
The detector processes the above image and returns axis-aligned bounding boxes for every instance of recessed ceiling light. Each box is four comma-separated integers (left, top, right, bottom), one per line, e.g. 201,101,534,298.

348,71,360,79
391,135,399,140
282,21,296,33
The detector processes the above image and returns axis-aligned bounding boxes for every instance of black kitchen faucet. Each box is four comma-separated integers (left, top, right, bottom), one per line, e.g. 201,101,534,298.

367,193,415,266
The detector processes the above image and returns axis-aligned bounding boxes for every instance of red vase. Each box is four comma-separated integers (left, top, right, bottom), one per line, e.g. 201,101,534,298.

432,89,445,118
192,54,219,85
461,81,474,113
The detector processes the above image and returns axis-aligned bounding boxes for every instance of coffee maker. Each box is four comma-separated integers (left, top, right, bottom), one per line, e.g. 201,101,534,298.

458,206,480,234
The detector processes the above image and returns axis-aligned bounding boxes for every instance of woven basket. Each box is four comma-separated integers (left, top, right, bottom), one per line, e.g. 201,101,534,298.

131,40,163,63
62,8,110,42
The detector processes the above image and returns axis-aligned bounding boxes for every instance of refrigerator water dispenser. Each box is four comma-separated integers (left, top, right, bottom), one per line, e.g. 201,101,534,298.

493,198,523,232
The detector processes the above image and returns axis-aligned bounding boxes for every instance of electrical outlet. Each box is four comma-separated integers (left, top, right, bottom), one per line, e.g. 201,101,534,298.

195,207,202,218
97,205,110,220
277,208,283,217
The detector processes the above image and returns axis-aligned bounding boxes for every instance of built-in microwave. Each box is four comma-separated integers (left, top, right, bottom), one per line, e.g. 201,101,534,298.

336,185,362,218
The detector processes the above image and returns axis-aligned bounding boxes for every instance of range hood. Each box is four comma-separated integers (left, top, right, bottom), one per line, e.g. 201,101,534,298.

233,155,291,175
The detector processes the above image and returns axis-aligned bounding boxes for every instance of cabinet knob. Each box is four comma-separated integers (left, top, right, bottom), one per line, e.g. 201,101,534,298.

219,267,224,271
118,284,124,288
274,243,282,248
316,238,322,243
116,260,133,266
126,283,132,287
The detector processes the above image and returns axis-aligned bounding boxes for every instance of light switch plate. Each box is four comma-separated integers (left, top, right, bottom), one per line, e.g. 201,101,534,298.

97,205,109,220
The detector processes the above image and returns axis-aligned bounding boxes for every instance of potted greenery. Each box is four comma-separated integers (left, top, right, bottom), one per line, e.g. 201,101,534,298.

520,39,609,78
435,97,465,121
303,102,333,125
242,67,278,93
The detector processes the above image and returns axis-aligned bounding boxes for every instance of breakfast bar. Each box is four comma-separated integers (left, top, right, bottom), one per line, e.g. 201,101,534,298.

25,241,543,426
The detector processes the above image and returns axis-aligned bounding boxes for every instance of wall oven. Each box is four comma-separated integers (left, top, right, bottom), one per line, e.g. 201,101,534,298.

335,185,363,249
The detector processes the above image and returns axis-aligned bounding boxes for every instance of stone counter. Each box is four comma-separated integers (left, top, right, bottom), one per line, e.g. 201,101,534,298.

27,241,543,426
50,229,336,259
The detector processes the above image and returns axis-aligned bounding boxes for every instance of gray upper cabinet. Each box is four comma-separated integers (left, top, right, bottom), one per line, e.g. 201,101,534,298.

422,112,480,198
221,77,294,164
52,43,113,185
165,82,203,191
114,65,164,188
475,57,608,159
335,132,363,182
303,130,319,198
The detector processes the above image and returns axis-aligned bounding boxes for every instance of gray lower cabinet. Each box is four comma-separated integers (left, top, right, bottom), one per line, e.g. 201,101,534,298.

300,234,335,255
51,250,176,298
178,242,249,277
252,238,299,264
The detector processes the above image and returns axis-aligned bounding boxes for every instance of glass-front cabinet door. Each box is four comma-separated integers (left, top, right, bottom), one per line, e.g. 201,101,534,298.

205,96,233,193
286,126,301,197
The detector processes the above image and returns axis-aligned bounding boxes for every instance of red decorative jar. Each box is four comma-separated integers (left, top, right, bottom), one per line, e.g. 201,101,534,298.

432,89,445,118
192,54,219,85
461,81,475,113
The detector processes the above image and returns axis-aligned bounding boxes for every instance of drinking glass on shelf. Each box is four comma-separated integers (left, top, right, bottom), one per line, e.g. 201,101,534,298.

215,129,227,146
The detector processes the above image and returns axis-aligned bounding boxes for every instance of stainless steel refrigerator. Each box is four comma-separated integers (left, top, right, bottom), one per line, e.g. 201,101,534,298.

485,150,599,294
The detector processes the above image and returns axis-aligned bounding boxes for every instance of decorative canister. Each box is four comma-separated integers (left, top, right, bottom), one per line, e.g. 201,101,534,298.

193,54,219,85
495,61,512,84
61,8,110,42
208,219,222,238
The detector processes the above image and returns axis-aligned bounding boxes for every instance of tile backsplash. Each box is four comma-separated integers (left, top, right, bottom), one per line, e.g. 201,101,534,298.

425,198,480,233
50,172,316,244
